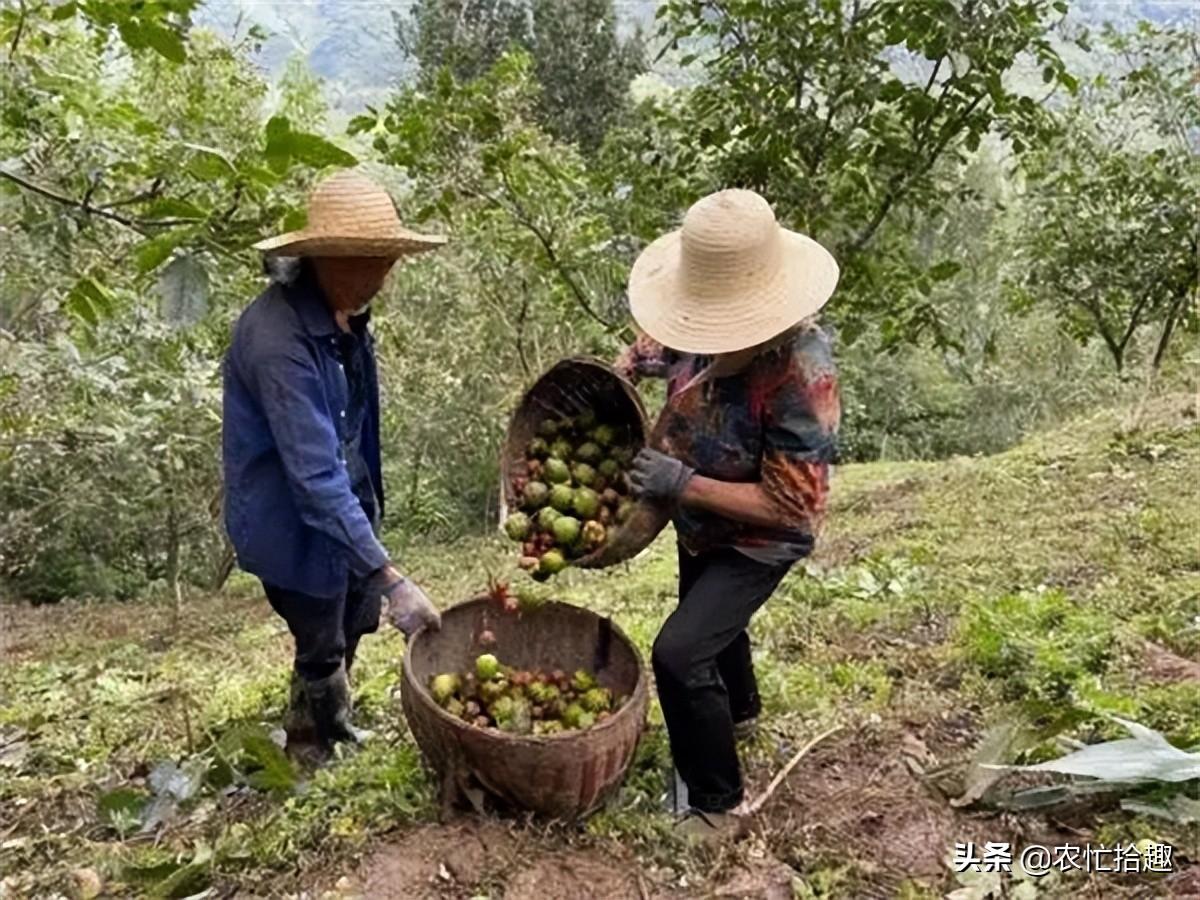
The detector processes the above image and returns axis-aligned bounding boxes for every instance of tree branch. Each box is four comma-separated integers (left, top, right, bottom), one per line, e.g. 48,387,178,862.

7,0,28,66
845,90,987,255
0,169,198,231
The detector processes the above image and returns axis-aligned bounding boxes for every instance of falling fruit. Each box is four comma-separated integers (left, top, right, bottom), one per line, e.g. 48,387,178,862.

539,549,567,576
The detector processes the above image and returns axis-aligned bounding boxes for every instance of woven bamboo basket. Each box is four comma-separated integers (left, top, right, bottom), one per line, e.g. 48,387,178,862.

401,597,649,819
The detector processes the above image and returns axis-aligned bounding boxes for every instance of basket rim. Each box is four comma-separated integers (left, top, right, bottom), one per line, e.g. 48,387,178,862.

401,597,650,745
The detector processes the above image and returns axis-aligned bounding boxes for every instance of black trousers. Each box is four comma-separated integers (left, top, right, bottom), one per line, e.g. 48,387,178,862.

263,576,381,681
652,544,792,813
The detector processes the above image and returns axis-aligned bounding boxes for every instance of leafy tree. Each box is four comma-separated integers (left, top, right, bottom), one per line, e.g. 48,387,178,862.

528,0,645,150
0,7,344,601
399,0,531,85
654,0,1078,346
398,0,643,150
352,53,636,530
1014,23,1198,373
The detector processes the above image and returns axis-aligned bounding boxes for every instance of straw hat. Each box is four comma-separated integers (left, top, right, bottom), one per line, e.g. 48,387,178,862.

628,189,838,355
253,169,447,258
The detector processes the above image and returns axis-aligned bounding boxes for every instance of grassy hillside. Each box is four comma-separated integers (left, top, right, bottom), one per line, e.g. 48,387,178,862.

2,394,1197,897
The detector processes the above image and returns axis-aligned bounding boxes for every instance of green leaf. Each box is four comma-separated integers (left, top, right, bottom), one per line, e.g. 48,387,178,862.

157,254,210,328
929,260,962,281
135,229,192,274
51,2,79,20
242,732,296,792
288,132,358,168
65,277,116,327
182,143,235,179
281,208,307,232
141,22,187,64
97,787,147,835
265,116,357,173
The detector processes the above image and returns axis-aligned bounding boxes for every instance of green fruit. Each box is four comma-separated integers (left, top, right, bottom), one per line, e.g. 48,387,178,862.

549,438,573,460
549,484,575,512
445,697,465,718
538,419,559,438
479,679,507,703
430,673,461,705
528,682,561,705
598,459,620,479
552,515,582,546
533,719,565,736
581,520,606,549
611,446,634,467
616,500,635,524
539,549,567,576
493,695,532,734
504,512,531,541
476,654,500,681
576,410,597,430
590,424,616,448
571,669,597,692
571,463,596,487
544,458,571,484
572,487,600,519
516,585,549,612
522,481,549,509
561,702,586,729
574,442,602,464
536,507,562,530
581,687,612,713
577,710,596,729
528,437,550,459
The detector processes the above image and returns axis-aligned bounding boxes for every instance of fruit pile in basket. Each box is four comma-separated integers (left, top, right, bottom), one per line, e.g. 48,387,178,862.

503,409,637,580
428,654,624,736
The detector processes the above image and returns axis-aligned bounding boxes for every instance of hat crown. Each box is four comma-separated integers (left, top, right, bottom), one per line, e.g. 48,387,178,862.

679,190,782,301
306,170,400,236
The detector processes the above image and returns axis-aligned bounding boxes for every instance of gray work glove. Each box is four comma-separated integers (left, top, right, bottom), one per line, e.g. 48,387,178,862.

630,448,695,505
371,567,441,636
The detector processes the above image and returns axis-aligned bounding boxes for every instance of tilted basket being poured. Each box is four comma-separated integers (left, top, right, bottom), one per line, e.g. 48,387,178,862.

499,356,670,569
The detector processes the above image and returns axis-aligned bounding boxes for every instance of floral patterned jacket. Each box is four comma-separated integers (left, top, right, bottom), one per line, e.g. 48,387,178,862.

615,325,840,564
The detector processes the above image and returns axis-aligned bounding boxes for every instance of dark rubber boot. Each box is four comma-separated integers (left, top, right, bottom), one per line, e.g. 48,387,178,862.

282,669,330,767
307,664,373,749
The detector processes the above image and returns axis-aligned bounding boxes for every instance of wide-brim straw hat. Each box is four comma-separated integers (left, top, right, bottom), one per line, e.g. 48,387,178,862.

253,169,447,258
628,189,839,355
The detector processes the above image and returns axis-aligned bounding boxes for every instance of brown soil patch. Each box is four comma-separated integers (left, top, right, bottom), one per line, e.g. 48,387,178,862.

1140,640,1200,683
352,820,673,900
754,724,1079,895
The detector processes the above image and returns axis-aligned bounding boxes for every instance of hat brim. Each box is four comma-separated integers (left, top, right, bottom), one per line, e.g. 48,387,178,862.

627,228,839,355
252,228,447,258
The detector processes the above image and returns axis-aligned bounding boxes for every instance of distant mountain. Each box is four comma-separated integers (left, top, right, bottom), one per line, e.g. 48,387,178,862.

196,0,1190,116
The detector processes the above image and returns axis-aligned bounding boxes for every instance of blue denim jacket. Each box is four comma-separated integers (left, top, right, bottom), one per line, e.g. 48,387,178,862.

222,271,388,598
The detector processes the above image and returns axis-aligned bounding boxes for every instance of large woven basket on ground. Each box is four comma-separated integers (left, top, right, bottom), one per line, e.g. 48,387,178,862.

401,597,649,819
500,356,669,569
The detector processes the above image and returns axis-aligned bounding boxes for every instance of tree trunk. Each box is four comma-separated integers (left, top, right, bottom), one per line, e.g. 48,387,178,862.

165,483,182,633
1151,290,1189,372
